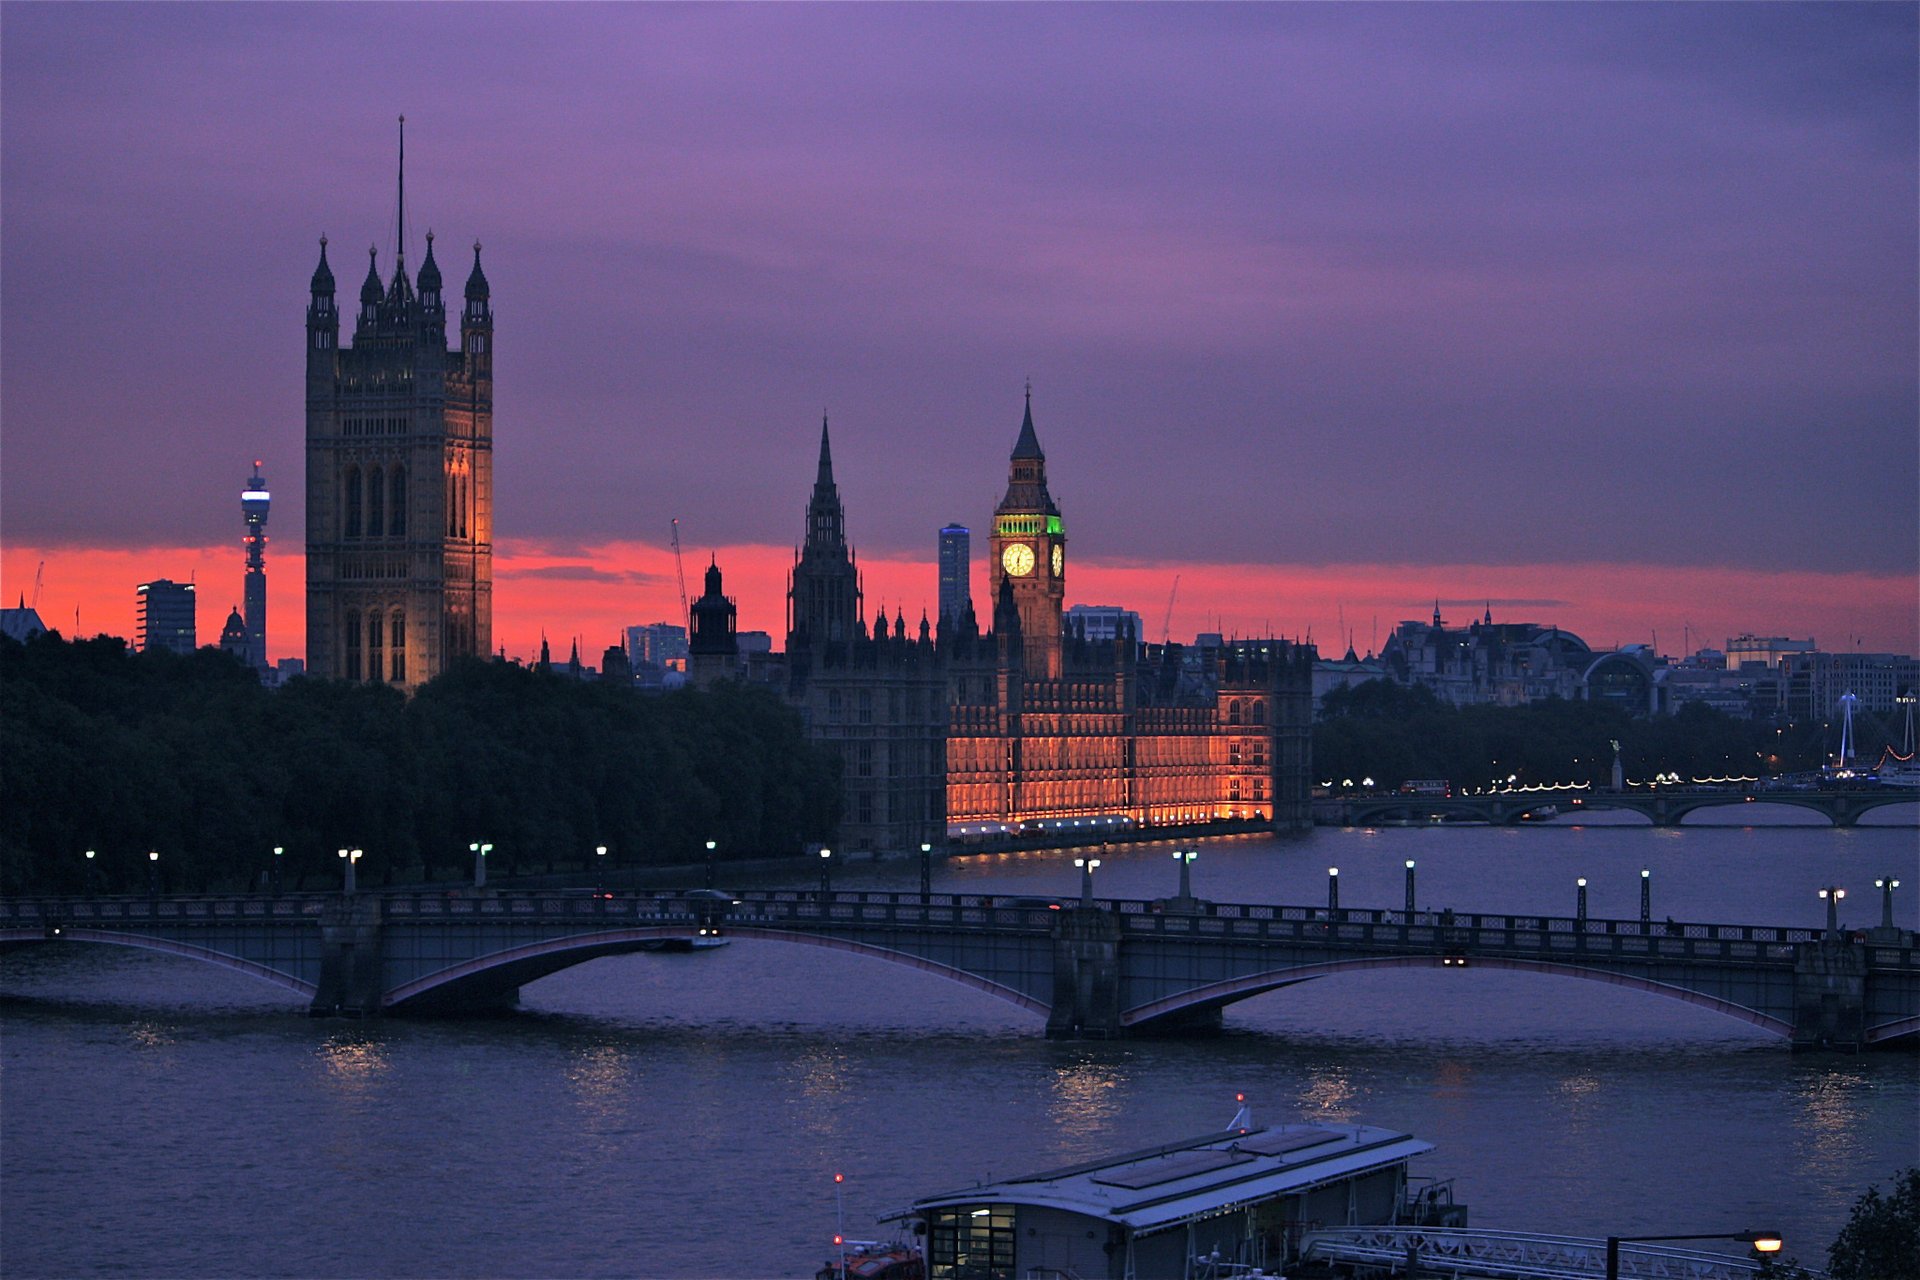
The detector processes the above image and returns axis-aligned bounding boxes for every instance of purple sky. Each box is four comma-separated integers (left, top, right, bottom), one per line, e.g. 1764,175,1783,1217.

3,4,1915,645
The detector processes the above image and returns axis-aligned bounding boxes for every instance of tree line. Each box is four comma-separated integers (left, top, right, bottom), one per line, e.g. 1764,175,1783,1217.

1313,678,1830,792
0,633,840,895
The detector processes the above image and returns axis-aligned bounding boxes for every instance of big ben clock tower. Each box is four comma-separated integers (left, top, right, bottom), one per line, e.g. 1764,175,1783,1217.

989,386,1066,679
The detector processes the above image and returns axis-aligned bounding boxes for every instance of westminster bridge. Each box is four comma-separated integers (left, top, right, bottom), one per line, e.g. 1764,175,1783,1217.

1324,785,1918,827
1,888,1914,1050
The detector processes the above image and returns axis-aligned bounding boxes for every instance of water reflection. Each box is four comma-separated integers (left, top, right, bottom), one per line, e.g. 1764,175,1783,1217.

784,1045,855,1140
564,1042,635,1124
1299,1064,1356,1120
1046,1054,1126,1142
316,1032,390,1098
1791,1065,1870,1182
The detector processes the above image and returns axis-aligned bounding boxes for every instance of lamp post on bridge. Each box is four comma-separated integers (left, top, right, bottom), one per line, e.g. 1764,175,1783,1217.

1075,856,1101,908
920,842,933,902
470,841,492,889
1327,867,1339,916
819,847,833,898
1576,878,1588,924
147,850,160,898
1173,849,1196,904
705,840,717,891
83,849,97,898
271,846,284,897
595,845,608,895
338,847,362,895
1404,860,1416,917
1640,868,1651,925
1876,877,1902,933
1819,886,1846,940
1603,1231,1781,1280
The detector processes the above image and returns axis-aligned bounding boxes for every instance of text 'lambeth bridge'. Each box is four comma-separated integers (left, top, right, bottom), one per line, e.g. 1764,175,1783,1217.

2,888,1914,1051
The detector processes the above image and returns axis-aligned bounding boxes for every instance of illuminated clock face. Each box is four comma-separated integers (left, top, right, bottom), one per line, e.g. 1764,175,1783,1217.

1001,542,1036,577
1050,544,1063,576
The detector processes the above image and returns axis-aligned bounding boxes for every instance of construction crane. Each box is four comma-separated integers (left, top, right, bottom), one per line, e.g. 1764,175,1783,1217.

670,518,689,621
31,561,44,611
1161,574,1180,644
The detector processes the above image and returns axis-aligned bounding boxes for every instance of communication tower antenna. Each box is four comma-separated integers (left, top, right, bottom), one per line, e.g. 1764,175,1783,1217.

670,518,689,621
1162,575,1180,644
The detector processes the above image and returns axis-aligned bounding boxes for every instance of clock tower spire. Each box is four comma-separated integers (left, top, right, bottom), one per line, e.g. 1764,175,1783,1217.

989,384,1065,679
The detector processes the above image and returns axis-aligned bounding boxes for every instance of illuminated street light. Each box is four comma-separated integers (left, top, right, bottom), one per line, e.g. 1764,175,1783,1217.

1576,877,1588,924
1875,877,1902,933
470,841,493,889
1404,859,1416,916
147,850,160,897
920,842,933,901
338,847,363,895
1327,866,1339,914
1173,849,1197,902
1640,868,1651,925
1819,885,1846,939
271,845,284,896
819,847,833,897
705,839,717,890
1075,856,1101,907
596,844,608,895
1604,1231,1781,1280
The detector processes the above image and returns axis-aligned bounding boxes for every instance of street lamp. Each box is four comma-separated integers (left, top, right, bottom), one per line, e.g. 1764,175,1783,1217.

82,849,97,897
1876,877,1902,932
147,850,160,897
595,845,608,895
819,847,833,897
920,842,933,901
1640,868,1651,925
1404,860,1416,917
705,839,717,890
470,841,493,889
1604,1231,1781,1280
1576,877,1588,924
1327,866,1339,914
1173,849,1196,902
1075,856,1101,908
271,846,284,896
338,847,362,895
1819,885,1846,939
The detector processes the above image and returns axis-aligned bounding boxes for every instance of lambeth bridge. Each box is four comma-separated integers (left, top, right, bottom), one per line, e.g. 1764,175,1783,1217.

1326,785,1918,827
4,888,1915,1051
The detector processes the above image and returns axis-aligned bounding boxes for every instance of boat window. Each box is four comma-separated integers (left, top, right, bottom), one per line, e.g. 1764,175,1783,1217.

928,1206,1015,1280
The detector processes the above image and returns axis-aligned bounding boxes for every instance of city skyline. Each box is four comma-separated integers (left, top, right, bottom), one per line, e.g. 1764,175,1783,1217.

3,4,1915,660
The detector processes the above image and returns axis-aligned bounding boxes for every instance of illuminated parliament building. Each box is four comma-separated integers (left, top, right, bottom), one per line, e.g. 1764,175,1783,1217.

771,392,1315,853
304,147,493,691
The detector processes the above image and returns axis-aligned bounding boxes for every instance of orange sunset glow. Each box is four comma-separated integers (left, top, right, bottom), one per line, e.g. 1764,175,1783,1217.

8,541,1913,669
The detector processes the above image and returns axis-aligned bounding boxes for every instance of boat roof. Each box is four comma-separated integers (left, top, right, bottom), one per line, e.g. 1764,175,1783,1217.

887,1121,1432,1236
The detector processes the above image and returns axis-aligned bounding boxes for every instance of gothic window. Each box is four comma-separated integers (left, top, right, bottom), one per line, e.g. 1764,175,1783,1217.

344,467,362,537
367,466,384,538
344,610,361,681
1252,699,1266,725
828,689,842,719
389,467,407,536
858,690,872,724
1230,743,1243,767
858,744,873,778
1228,698,1243,725
1230,780,1242,801
391,611,406,682
447,473,458,537
367,611,384,682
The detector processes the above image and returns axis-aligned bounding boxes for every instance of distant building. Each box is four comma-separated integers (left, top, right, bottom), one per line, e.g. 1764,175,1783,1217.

218,607,249,661
241,460,270,671
1064,604,1143,644
780,393,1315,854
1,601,46,644
305,128,493,690
1782,651,1919,720
687,559,739,688
136,579,196,654
625,621,689,690
938,524,970,626
1313,645,1390,711
1379,605,1591,707
1726,634,1816,670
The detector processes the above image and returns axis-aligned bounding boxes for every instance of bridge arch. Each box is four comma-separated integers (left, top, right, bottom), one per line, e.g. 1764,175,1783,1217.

1120,954,1795,1037
383,925,1052,1017
0,927,317,999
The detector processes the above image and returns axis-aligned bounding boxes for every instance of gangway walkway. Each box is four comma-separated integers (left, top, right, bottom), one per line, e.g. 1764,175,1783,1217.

1299,1227,1811,1279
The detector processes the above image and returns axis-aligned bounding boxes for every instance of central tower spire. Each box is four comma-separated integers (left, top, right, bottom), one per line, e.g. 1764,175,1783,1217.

396,114,406,278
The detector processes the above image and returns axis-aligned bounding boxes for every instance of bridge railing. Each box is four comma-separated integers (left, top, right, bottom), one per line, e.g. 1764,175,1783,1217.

0,894,332,923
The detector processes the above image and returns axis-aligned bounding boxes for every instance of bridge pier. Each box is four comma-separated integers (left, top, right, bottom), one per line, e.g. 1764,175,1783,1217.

1047,908,1122,1039
310,897,385,1017
1792,940,1866,1052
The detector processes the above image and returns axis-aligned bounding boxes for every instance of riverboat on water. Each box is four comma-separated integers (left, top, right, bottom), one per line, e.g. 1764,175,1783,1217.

872,1102,1460,1280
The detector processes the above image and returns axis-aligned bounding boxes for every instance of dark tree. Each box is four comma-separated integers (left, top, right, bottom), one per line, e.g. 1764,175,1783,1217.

1827,1167,1920,1280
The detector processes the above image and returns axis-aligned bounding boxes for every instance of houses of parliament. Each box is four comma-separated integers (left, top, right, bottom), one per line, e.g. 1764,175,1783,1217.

306,157,1312,852
691,393,1316,852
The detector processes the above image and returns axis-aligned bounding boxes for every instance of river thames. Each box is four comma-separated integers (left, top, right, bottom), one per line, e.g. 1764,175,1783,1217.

4,812,1915,1278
